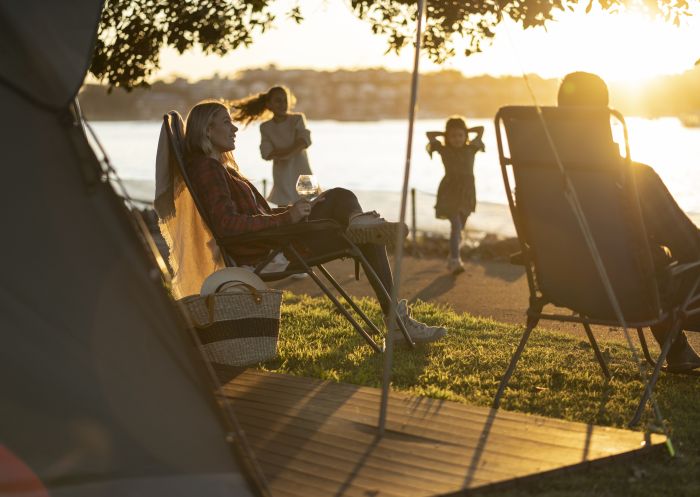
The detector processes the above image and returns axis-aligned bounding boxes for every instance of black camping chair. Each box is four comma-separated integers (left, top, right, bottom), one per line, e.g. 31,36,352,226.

163,111,413,353
491,106,700,426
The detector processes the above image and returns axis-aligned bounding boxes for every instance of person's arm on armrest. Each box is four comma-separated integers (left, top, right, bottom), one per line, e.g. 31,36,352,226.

188,158,296,237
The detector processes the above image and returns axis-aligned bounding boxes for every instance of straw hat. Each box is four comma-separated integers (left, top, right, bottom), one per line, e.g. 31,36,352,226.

200,267,267,296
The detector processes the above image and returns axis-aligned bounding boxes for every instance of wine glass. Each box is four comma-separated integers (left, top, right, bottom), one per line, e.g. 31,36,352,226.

296,174,320,201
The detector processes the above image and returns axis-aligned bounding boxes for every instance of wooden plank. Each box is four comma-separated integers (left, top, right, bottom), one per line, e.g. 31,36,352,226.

231,400,605,471
258,458,408,497
219,369,665,497
228,369,622,433
232,400,640,483
222,370,651,438
222,378,629,447
237,413,516,484
254,444,460,496
222,372,658,464
220,375,658,456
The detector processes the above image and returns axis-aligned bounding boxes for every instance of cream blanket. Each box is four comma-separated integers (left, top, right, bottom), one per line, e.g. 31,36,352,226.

154,117,224,299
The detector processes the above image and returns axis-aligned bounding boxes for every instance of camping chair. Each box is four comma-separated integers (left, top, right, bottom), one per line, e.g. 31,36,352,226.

163,111,413,353
491,106,700,426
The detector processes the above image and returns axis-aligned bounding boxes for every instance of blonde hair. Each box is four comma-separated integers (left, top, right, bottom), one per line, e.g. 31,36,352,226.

230,86,297,126
185,100,237,169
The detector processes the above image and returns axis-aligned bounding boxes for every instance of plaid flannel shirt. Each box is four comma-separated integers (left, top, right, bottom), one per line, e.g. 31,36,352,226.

187,155,293,265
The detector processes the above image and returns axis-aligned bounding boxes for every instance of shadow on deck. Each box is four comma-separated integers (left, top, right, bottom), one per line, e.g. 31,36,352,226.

215,367,664,497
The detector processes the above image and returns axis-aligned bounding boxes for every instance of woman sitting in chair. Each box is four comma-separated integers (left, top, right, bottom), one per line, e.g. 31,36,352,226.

184,100,446,344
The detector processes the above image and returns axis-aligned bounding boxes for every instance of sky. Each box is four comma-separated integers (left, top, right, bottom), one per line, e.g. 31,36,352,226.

155,1,700,84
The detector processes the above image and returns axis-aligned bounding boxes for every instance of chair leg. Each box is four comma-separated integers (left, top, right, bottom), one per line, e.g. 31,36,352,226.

343,239,414,348
317,264,382,336
493,317,537,409
285,246,382,353
636,328,658,368
629,318,683,427
360,260,414,348
582,322,611,380
253,248,282,273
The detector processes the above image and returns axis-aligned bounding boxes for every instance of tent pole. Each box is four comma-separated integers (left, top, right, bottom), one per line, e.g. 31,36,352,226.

378,0,426,436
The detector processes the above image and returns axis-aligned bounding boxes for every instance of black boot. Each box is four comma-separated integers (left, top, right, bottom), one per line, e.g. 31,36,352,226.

651,326,700,373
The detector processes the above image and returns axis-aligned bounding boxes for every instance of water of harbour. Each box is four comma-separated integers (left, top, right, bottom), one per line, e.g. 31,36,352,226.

92,117,700,237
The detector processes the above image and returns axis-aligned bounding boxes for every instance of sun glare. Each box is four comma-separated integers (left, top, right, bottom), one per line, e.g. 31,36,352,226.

453,4,700,85
548,9,696,83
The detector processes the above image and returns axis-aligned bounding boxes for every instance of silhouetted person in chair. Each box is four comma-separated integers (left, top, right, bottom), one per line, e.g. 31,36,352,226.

558,71,700,372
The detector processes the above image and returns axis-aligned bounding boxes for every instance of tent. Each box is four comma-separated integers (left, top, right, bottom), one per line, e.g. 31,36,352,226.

0,2,263,495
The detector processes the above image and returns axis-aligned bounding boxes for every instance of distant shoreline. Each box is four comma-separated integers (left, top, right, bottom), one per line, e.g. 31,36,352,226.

79,66,700,122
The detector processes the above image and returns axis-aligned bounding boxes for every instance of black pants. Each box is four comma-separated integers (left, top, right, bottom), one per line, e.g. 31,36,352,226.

293,188,395,314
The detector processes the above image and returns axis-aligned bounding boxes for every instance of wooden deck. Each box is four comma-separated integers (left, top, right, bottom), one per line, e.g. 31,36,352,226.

217,368,665,497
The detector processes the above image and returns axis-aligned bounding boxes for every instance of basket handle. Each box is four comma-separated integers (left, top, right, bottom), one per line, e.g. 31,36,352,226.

214,281,263,304
190,283,264,329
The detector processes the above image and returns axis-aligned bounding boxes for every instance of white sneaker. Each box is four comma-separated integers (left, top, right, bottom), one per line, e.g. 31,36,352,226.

447,258,465,275
346,211,407,247
385,299,447,344
260,252,290,274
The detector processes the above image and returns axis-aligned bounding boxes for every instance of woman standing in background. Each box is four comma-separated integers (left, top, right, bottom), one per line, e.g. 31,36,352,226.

231,86,313,206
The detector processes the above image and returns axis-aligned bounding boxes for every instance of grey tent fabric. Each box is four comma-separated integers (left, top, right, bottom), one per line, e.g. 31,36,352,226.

0,1,101,110
0,3,258,496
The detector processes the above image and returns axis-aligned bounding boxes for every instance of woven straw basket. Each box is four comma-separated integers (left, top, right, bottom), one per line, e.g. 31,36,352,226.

180,288,282,367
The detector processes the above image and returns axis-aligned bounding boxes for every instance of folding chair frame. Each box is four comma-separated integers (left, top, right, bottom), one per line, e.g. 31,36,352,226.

490,106,700,426
163,111,414,353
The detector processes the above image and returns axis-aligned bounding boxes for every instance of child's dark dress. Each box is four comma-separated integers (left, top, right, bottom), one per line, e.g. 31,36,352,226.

429,138,483,227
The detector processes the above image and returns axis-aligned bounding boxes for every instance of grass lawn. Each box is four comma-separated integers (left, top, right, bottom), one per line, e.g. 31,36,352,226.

260,293,700,497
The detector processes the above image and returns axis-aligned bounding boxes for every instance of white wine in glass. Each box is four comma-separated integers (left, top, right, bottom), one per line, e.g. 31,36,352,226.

296,174,319,201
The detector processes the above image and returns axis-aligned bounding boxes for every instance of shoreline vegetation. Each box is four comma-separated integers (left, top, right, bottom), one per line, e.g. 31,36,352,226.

80,66,700,122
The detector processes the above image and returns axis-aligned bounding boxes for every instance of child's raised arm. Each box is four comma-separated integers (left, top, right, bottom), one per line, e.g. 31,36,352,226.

426,131,444,158
426,131,444,142
468,126,484,141
468,126,486,152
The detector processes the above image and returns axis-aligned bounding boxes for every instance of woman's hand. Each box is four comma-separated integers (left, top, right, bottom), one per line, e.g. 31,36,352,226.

310,191,327,206
289,199,312,223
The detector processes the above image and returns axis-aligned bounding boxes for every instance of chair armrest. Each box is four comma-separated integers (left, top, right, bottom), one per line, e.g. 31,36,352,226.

510,251,525,266
219,219,344,248
666,260,700,279
510,246,533,266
